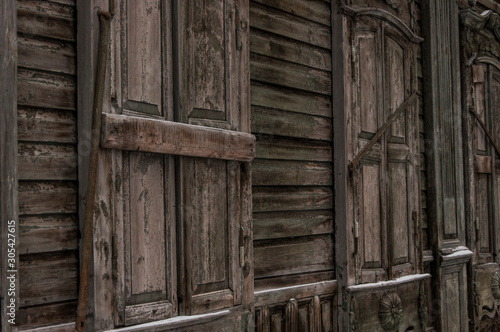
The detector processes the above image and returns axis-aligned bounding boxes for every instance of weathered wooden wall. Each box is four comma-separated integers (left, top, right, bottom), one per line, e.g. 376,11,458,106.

16,0,78,329
249,0,337,330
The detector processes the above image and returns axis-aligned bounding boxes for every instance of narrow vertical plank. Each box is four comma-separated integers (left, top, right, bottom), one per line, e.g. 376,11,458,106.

359,33,378,134
126,0,162,107
1,0,18,330
129,152,166,295
362,165,382,265
385,36,405,139
389,162,409,263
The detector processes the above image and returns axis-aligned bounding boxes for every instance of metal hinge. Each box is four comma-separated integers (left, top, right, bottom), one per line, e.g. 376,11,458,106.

239,227,245,267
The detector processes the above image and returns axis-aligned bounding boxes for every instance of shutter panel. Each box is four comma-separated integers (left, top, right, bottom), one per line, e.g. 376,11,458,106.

100,0,252,325
175,0,252,315
351,17,419,282
108,0,177,326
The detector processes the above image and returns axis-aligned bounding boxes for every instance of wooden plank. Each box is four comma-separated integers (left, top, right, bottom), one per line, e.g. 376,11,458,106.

124,301,173,326
254,235,334,278
253,187,333,213
252,160,332,186
17,302,77,329
18,37,75,75
362,165,382,265
253,210,333,240
17,1,75,41
250,3,331,49
251,106,332,141
251,53,331,95
101,113,256,162
358,32,378,134
18,143,77,181
18,181,77,215
251,83,332,118
256,137,331,162
127,152,167,297
254,280,337,307
251,0,330,26
475,155,492,174
19,251,78,307
17,69,76,110
19,214,78,254
250,29,331,71
1,0,18,330
18,108,77,143
126,0,162,108
19,322,76,332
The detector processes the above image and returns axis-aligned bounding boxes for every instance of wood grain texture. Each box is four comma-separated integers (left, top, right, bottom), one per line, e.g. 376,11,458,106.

18,143,77,181
101,113,256,162
18,108,77,143
1,0,18,330
18,181,77,215
17,1,75,41
254,235,334,278
250,2,331,49
19,215,78,254
19,251,78,307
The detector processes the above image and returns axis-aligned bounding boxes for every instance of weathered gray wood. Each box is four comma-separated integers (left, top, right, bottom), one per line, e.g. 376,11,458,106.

18,143,77,181
254,235,334,278
1,0,18,330
19,215,78,254
18,108,77,143
253,210,333,240
250,29,331,71
251,83,332,118
18,37,75,75
17,302,77,329
251,53,331,95
423,0,470,330
17,1,75,41
17,69,75,110
18,182,77,215
251,0,330,26
250,3,331,49
19,251,78,307
252,160,332,186
332,3,351,330
101,114,256,162
255,138,331,162
251,106,332,142
253,187,333,213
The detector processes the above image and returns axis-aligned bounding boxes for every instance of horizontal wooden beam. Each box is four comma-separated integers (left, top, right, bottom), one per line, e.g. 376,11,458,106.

101,113,256,162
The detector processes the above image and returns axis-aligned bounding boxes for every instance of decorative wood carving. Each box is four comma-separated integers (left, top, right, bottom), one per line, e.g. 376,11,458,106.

491,272,500,300
341,5,423,43
378,292,403,330
461,8,500,60
385,0,399,9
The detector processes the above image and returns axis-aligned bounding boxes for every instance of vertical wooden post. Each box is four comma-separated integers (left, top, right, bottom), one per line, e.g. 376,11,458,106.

332,1,350,331
0,0,18,331
422,1,472,331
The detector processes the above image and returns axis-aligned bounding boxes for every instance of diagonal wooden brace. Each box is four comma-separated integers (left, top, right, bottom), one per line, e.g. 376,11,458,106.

470,108,500,157
348,91,417,173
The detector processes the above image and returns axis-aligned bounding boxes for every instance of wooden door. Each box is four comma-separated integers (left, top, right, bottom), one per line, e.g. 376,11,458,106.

350,16,419,284
84,0,254,329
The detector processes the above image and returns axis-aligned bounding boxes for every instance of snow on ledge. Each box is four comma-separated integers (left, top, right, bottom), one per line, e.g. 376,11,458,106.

347,273,431,293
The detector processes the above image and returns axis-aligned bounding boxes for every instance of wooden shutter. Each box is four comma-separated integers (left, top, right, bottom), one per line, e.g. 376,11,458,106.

106,0,177,326
351,16,419,283
97,0,253,327
175,0,252,316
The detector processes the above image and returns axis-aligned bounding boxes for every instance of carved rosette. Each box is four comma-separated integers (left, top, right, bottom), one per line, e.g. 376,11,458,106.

491,272,500,300
379,292,403,330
